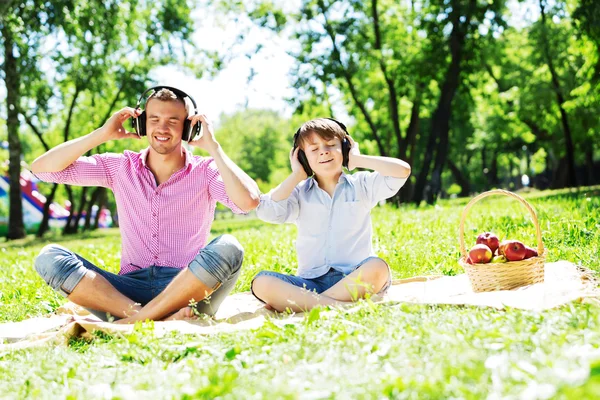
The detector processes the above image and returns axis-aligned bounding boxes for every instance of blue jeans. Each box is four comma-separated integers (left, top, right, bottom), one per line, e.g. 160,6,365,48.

34,234,244,321
252,256,391,302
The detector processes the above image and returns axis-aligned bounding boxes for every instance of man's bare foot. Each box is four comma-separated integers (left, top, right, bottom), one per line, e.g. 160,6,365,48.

163,306,195,321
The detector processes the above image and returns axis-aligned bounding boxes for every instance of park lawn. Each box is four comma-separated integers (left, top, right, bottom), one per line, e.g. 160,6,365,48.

1,187,600,398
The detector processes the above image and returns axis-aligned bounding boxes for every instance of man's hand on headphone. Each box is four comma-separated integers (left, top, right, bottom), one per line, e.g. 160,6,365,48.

346,136,360,171
188,114,219,153
100,107,142,141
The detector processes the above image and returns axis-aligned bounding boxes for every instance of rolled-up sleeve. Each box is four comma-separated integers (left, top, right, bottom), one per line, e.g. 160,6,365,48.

206,159,246,215
256,188,300,224
33,153,124,189
358,171,407,207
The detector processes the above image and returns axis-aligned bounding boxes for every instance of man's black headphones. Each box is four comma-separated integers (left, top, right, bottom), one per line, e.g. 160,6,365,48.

292,118,351,176
132,85,200,142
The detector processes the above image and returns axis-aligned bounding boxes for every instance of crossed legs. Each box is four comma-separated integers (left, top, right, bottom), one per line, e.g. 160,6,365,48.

34,234,244,322
251,257,391,313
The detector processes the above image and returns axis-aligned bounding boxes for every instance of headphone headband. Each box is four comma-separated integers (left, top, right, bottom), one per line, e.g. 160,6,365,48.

324,117,348,133
136,85,198,112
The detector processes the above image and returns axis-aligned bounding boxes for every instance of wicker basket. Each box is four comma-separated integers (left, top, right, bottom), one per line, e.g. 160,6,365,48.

459,189,545,292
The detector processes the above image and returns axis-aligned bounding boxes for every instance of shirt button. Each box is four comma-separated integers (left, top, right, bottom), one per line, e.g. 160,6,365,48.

152,213,156,217
153,255,158,259
152,234,157,238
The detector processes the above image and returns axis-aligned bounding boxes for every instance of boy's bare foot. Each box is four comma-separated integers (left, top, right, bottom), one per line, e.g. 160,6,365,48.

163,306,195,321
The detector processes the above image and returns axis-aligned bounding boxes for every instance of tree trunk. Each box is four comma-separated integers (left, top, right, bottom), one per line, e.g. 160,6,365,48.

489,151,499,187
93,188,107,230
585,147,595,185
539,0,577,187
396,95,421,203
508,157,515,187
3,22,25,239
402,93,421,163
318,0,387,156
447,159,470,197
427,0,474,204
372,0,402,153
84,187,102,230
36,183,59,237
63,186,76,235
412,126,437,204
68,187,89,234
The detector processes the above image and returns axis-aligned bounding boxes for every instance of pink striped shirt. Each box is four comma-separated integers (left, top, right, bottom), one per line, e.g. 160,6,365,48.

35,147,244,274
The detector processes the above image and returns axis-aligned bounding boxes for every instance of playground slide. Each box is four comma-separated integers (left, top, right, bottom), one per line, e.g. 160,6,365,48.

0,170,69,236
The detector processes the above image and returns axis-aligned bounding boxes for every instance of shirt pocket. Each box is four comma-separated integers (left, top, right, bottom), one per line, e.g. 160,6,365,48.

336,200,361,218
298,202,330,237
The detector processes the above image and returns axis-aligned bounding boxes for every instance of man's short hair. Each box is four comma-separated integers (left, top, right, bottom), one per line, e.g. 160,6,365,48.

148,88,191,115
296,118,346,149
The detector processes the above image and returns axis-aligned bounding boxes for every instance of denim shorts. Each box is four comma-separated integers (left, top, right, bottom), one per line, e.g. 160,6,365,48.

252,256,392,298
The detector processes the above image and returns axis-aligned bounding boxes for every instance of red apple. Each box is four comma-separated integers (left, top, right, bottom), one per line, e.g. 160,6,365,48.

466,256,474,265
476,232,500,254
469,244,493,264
524,246,538,259
499,240,527,261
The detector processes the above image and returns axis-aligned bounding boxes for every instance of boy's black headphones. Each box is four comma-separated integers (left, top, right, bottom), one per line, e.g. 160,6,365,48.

132,85,200,142
292,118,351,176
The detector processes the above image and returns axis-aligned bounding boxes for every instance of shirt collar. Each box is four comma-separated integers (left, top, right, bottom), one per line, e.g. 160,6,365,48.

306,172,349,190
139,146,192,169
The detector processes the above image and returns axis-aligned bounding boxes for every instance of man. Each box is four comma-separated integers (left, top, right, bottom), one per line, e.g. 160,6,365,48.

31,87,260,323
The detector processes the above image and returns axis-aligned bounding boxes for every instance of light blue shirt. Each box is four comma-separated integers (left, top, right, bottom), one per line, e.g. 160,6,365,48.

256,171,407,278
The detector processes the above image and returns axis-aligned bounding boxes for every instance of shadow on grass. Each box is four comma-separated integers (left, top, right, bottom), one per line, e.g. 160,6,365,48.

0,228,121,250
1,217,270,250
436,185,600,208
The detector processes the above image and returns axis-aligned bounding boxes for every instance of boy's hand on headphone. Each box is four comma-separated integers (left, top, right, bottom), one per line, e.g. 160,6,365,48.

346,136,360,170
290,147,308,180
100,107,142,141
188,114,219,153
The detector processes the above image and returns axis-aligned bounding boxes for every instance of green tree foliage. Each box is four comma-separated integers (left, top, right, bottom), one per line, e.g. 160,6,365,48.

1,0,209,237
211,109,291,192
218,0,599,202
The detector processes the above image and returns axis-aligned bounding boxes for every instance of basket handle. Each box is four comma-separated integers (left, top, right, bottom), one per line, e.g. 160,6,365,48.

459,189,544,258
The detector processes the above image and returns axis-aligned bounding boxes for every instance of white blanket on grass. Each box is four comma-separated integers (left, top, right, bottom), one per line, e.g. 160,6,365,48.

1,261,598,351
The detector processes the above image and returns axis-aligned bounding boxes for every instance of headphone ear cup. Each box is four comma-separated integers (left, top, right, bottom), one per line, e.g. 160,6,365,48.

135,112,147,137
297,149,312,176
342,137,350,168
182,119,191,142
190,119,201,142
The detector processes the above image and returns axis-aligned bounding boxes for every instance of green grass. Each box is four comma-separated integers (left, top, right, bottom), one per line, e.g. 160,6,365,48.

1,187,600,398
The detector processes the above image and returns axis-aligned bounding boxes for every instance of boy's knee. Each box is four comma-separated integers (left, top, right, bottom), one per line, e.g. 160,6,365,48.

360,258,390,285
251,274,274,302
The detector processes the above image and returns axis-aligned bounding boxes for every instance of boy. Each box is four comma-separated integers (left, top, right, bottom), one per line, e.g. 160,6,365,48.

252,118,410,312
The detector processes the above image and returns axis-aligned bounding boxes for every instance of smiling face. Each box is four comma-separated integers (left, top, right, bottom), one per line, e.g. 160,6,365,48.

302,132,344,178
145,97,188,155
296,118,347,179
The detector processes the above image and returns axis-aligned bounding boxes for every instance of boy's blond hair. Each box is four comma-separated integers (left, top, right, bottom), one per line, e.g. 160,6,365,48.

296,118,346,149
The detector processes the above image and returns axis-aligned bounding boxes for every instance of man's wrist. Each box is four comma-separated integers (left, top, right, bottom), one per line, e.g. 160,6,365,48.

205,141,222,157
92,127,112,144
